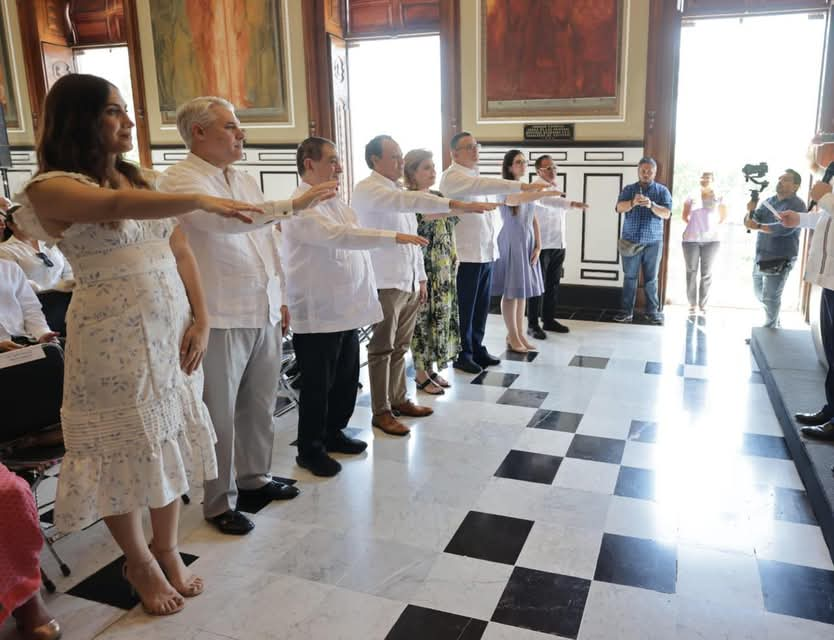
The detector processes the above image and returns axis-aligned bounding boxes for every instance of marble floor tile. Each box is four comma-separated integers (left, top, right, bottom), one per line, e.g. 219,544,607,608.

494,450,563,485
497,389,549,409
676,545,764,610
593,533,677,594
525,409,583,433
614,466,658,501
386,605,488,640
491,566,591,639
481,621,570,639
512,427,574,458
603,496,679,545
752,520,834,571
565,435,626,465
552,458,620,495
577,581,677,640
515,521,604,580
675,598,765,640
620,441,661,470
758,559,834,625
445,511,534,565
472,371,520,387
412,553,514,621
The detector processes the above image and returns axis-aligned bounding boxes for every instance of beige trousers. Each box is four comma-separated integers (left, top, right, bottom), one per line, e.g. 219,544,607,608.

368,288,421,415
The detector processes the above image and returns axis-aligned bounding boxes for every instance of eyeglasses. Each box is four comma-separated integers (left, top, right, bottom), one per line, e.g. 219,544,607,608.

456,144,481,152
36,252,54,268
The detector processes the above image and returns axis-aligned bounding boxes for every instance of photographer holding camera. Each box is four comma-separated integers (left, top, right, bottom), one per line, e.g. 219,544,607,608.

743,169,806,328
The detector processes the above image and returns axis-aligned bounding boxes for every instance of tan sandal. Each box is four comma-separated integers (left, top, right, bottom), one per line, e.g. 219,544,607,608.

123,559,185,616
149,543,204,597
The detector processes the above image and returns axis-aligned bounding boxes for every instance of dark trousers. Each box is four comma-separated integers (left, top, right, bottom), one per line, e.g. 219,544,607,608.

456,261,493,361
527,248,565,327
292,329,359,458
821,288,834,419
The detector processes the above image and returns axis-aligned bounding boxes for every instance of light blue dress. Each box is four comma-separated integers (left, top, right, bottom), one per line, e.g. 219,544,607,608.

491,201,544,300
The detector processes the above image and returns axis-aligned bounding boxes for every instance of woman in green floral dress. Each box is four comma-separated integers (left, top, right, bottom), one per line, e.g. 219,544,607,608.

405,149,461,395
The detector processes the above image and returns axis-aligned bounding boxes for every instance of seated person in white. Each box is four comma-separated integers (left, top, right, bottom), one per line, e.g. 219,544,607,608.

0,207,74,293
0,260,60,352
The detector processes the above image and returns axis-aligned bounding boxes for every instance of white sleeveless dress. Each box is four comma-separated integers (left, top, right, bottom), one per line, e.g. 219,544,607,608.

14,171,218,532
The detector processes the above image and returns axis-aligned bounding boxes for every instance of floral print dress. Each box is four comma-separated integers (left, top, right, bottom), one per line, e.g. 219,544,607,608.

14,171,217,532
411,192,460,370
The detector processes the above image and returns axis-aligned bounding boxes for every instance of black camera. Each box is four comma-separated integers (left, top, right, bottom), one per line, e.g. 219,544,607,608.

742,162,769,202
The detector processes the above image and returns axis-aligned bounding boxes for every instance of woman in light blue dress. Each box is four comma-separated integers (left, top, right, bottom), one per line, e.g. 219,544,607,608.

491,150,544,353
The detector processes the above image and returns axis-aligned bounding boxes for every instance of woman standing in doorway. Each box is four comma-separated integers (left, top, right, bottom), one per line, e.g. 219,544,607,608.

14,73,262,616
681,171,727,315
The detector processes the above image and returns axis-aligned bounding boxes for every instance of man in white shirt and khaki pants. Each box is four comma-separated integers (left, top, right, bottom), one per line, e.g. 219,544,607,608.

159,97,335,535
352,135,493,435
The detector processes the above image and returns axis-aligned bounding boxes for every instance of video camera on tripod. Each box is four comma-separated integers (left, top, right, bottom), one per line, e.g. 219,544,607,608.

742,162,769,233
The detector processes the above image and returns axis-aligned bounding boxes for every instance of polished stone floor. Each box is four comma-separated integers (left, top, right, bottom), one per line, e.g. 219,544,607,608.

3,308,833,639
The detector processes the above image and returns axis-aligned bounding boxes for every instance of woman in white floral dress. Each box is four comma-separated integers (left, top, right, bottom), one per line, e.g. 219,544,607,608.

15,74,262,616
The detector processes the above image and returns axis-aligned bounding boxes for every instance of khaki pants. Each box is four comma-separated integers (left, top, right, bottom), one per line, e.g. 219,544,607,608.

368,288,421,415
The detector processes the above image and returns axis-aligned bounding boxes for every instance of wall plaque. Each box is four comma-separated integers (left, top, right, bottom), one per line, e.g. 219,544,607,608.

524,123,575,141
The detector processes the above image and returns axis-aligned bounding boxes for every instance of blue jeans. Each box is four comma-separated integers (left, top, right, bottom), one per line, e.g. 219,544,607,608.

621,241,663,315
752,258,795,328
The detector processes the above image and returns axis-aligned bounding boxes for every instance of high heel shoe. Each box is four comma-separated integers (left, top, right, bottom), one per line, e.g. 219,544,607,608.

123,560,185,615
149,543,204,597
16,619,61,640
506,337,529,354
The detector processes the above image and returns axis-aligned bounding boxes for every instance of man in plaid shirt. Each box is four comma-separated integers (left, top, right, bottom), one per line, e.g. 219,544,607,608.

614,157,672,324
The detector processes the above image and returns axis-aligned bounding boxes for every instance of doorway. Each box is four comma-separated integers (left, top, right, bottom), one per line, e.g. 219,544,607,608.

346,35,442,190
669,12,827,313
73,46,140,164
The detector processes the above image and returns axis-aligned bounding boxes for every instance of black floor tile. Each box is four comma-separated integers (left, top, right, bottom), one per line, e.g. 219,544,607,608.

740,433,791,460
39,509,54,525
569,355,609,369
67,552,198,610
527,409,583,433
491,566,591,638
565,434,625,464
573,309,604,321
614,466,657,501
758,559,834,624
445,511,534,565
386,605,488,640
497,389,548,408
773,487,818,525
502,350,539,362
644,361,684,376
471,371,519,387
494,450,562,485
593,533,677,594
627,420,659,443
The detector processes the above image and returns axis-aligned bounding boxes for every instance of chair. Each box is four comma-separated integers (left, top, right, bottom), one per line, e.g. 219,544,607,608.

274,332,300,417
0,343,71,592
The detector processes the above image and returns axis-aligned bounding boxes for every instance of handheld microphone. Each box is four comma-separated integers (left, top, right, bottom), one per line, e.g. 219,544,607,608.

810,161,834,209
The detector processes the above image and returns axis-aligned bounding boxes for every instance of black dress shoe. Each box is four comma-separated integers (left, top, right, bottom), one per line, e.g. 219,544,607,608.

207,510,254,535
453,357,483,374
543,320,570,333
238,479,300,501
527,325,547,340
474,352,501,367
801,423,834,441
326,431,368,454
795,410,831,426
296,452,342,477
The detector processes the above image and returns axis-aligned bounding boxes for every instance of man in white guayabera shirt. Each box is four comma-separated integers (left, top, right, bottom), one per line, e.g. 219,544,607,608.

439,131,549,375
159,97,337,535
780,178,834,446
351,134,494,437
282,137,427,478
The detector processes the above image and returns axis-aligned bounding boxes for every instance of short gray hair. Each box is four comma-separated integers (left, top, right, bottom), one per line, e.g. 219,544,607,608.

176,96,236,148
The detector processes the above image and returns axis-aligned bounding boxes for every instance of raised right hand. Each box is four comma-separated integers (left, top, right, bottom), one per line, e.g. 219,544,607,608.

395,233,429,247
197,195,264,223
778,210,800,228
811,180,833,203
293,180,339,211
520,182,549,192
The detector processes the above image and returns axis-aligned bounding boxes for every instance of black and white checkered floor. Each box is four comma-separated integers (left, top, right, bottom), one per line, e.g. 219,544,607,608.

5,308,833,639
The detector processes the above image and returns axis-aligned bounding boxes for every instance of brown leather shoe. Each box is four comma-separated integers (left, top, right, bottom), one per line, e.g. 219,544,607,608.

372,411,411,436
391,399,433,418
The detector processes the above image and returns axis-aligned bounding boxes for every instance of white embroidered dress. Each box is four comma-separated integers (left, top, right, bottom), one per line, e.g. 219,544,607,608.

14,171,218,532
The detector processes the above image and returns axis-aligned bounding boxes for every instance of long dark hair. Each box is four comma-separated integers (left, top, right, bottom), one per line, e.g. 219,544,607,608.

36,73,149,189
502,149,523,215
502,149,523,180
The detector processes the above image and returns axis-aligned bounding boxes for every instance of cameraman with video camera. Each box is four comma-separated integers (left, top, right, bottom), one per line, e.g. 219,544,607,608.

743,169,806,328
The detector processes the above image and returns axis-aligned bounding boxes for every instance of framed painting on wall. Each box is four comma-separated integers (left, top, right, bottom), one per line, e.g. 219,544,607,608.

0,1,19,129
41,42,76,91
479,0,626,121
148,0,288,124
